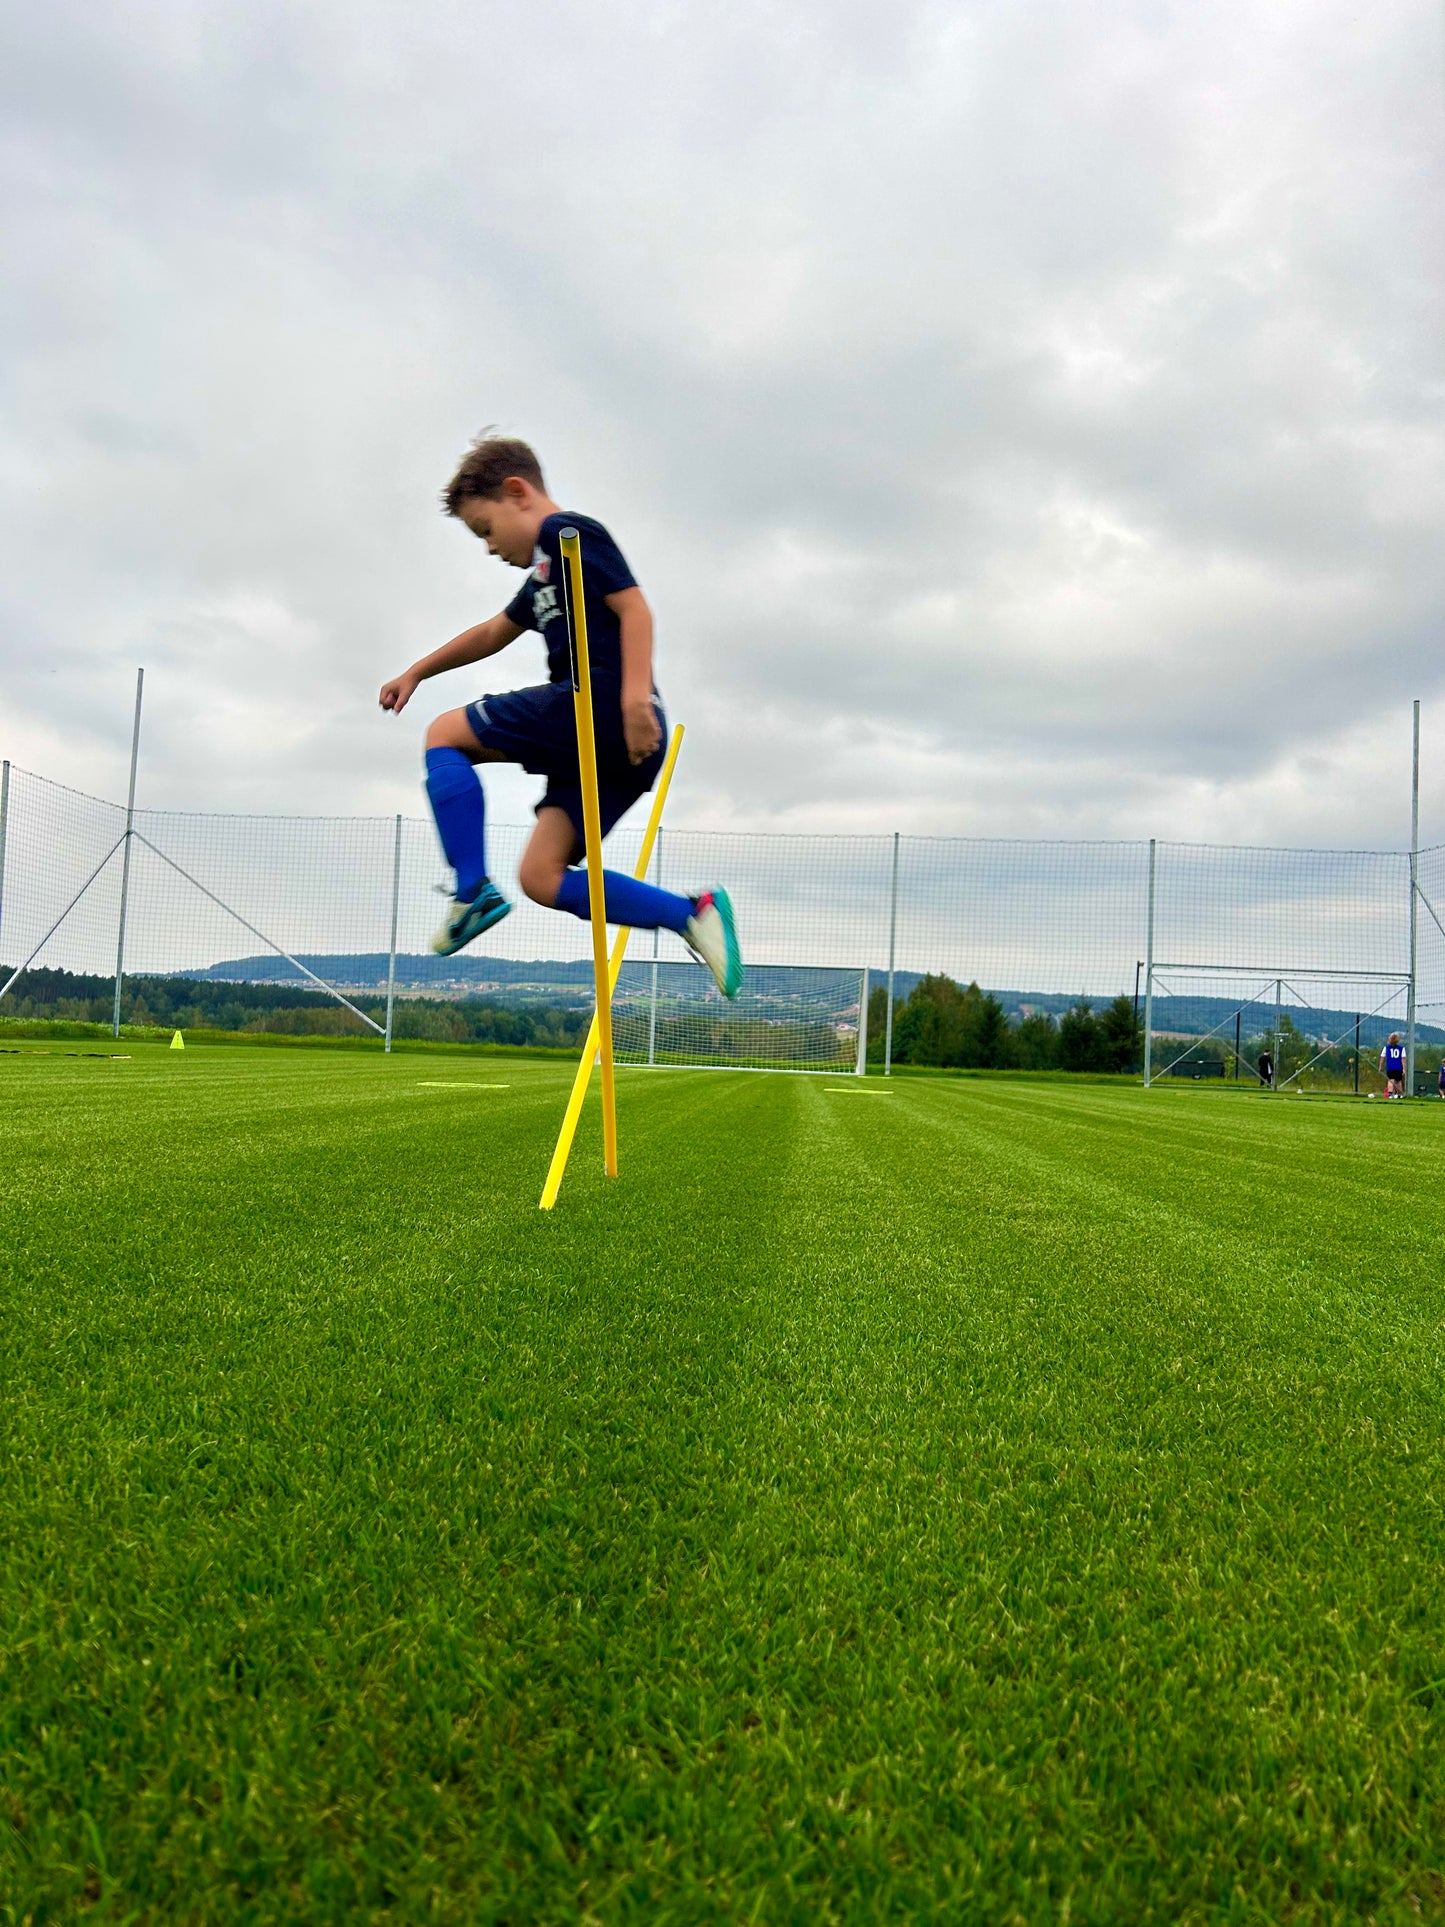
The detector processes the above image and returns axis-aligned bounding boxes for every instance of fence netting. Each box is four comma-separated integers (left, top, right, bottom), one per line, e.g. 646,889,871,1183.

3,761,1444,1067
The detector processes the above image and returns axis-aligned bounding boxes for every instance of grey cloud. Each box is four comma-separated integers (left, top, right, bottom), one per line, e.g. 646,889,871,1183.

1,0,1441,857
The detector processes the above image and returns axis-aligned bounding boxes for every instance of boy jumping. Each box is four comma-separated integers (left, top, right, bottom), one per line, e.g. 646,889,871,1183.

379,435,742,997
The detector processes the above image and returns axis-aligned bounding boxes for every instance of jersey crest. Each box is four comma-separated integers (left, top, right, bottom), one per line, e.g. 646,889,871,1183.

531,545,550,584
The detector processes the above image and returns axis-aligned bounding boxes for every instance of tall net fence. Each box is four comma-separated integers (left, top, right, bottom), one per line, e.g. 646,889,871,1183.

3,759,1444,1071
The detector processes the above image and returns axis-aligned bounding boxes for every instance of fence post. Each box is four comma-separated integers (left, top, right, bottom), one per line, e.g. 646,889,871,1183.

111,668,145,1038
1142,838,1156,1086
884,831,898,1077
647,826,662,1067
384,812,402,1053
0,760,10,965
1407,698,1419,1093
856,968,869,1076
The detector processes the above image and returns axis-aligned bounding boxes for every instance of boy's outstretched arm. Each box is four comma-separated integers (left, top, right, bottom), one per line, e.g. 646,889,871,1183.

608,587,662,766
379,612,523,714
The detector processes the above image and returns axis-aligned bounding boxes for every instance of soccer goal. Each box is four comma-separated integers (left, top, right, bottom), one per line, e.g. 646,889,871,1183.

1142,962,1413,1091
610,960,870,1074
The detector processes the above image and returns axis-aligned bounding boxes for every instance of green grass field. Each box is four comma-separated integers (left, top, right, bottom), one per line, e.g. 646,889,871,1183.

3,1046,1444,1924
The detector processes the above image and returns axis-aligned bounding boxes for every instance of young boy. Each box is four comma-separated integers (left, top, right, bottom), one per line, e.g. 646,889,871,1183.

379,435,741,998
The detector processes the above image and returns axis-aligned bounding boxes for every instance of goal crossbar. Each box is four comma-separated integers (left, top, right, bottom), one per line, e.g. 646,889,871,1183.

1151,961,1410,982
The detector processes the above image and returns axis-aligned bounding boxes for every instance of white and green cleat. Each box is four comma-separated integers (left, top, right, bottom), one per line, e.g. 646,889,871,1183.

432,880,512,957
684,889,743,999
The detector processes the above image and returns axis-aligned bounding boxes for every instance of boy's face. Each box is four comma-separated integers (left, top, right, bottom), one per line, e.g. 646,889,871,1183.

456,481,544,568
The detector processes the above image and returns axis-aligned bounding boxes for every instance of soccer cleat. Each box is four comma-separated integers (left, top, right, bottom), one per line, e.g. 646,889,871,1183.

432,880,512,956
684,888,743,999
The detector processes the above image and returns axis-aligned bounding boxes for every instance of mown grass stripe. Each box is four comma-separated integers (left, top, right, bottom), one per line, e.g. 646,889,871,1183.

1,1044,1443,1922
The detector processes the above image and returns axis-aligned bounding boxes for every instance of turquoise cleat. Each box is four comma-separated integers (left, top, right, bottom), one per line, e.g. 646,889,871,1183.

432,880,512,956
685,888,743,999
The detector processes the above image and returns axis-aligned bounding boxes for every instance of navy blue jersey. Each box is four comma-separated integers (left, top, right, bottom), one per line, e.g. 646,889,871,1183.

505,511,637,687
1384,1043,1406,1075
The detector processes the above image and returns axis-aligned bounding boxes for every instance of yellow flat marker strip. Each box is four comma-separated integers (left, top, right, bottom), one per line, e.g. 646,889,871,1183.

539,723,685,1211
416,1082,511,1089
826,1087,894,1093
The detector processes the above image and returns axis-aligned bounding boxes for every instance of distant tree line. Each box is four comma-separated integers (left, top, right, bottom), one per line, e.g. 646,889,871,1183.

0,966,588,1050
867,974,1143,1073
8,964,1157,1076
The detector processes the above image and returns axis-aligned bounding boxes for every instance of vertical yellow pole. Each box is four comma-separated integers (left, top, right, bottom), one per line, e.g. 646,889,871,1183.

539,724,684,1210
559,527,618,1178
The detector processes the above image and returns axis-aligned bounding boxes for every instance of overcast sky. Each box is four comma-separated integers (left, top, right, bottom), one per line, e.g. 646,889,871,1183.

3,0,1442,849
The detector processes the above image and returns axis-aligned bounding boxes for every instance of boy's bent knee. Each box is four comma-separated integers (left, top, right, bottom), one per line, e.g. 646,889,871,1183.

425,709,486,756
518,854,564,907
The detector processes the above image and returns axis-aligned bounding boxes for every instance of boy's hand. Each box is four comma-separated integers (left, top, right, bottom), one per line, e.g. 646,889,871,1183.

623,696,662,765
379,670,421,715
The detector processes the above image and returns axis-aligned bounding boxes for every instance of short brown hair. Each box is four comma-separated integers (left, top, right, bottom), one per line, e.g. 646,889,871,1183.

442,433,546,514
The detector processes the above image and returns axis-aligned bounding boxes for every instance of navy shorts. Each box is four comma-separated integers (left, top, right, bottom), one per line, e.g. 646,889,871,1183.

464,681,667,849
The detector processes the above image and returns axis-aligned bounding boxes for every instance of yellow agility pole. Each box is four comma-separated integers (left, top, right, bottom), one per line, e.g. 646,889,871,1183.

559,526,619,1179
539,724,684,1211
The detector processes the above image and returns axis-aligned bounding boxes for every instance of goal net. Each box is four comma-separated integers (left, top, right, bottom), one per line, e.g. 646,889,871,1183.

1143,963,1413,1089
611,960,868,1073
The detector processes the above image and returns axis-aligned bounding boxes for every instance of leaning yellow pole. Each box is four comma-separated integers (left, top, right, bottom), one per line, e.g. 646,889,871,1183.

559,527,619,1178
539,724,684,1211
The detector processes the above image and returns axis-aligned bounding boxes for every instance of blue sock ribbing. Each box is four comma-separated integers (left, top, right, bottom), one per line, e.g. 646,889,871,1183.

424,746,487,901
554,867,693,933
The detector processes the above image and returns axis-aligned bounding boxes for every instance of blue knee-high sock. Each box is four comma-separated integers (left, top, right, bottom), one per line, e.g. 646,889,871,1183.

554,867,692,933
424,747,487,901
